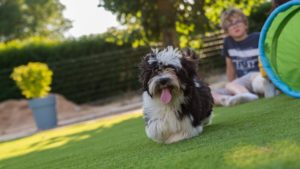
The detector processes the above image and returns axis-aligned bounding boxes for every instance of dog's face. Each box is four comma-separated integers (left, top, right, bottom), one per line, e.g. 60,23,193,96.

140,46,198,104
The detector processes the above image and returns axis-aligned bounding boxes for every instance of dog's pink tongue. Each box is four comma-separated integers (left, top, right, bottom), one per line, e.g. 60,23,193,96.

160,88,172,104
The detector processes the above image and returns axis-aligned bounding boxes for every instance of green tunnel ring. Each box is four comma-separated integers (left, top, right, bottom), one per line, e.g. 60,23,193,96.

259,0,300,98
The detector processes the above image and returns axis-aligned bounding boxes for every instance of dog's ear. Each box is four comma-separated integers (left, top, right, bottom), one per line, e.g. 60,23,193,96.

139,53,153,91
143,53,151,61
181,48,199,71
182,48,198,61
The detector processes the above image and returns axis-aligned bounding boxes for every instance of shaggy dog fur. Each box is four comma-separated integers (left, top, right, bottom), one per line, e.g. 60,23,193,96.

139,46,214,144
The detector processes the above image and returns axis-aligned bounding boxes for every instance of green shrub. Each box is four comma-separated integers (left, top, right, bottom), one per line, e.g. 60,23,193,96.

11,62,53,99
249,2,272,32
0,35,132,69
0,35,140,103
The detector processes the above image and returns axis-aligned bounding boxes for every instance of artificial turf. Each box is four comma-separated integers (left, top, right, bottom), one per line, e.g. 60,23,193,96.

0,94,300,169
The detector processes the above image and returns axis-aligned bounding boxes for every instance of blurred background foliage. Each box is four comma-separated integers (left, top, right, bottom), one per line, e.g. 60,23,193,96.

248,1,272,32
0,0,271,49
99,0,270,48
0,35,143,103
0,35,132,69
0,0,71,42
0,0,272,103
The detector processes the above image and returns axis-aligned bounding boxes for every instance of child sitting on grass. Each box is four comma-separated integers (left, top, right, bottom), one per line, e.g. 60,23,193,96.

212,8,266,106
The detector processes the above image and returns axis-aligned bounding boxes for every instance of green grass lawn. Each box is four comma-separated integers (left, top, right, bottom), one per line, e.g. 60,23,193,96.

1,94,300,169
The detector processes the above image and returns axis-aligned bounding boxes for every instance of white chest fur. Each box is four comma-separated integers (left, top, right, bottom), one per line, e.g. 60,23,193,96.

142,92,203,143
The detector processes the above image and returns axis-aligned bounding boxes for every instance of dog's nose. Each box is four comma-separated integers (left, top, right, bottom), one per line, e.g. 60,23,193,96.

159,78,169,85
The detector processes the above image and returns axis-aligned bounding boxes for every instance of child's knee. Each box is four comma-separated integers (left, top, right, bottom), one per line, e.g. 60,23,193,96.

251,74,266,95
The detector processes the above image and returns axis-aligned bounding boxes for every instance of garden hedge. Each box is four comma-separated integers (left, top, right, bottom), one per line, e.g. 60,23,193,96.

0,36,148,103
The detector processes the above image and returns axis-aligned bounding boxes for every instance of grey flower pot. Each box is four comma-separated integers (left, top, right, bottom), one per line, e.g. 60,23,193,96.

28,94,57,130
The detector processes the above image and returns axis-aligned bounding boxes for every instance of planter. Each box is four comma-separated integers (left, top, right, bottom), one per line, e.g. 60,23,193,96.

28,94,57,130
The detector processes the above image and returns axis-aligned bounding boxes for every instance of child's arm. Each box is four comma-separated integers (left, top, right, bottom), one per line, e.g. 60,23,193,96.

226,57,236,81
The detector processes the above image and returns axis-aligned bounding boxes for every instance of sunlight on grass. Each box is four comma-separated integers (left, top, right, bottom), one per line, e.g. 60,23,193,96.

0,110,142,160
224,140,300,168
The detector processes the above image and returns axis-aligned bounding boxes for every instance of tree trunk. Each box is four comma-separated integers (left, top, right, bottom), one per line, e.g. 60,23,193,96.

156,0,179,47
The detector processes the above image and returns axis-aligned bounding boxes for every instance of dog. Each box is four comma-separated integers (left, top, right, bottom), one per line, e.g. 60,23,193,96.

139,46,214,144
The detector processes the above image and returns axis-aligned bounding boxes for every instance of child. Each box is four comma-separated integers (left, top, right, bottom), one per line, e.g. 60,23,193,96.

212,8,265,106
221,8,260,80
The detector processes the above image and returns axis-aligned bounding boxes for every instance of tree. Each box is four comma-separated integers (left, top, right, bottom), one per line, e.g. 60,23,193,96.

98,0,267,47
0,0,71,42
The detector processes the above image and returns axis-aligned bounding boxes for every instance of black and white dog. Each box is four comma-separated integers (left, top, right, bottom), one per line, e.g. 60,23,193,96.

139,46,214,144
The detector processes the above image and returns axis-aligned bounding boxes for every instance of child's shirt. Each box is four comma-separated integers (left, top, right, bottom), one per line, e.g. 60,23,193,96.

222,32,260,78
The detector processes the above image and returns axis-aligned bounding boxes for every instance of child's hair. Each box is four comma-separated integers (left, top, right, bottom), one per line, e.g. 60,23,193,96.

220,8,248,32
